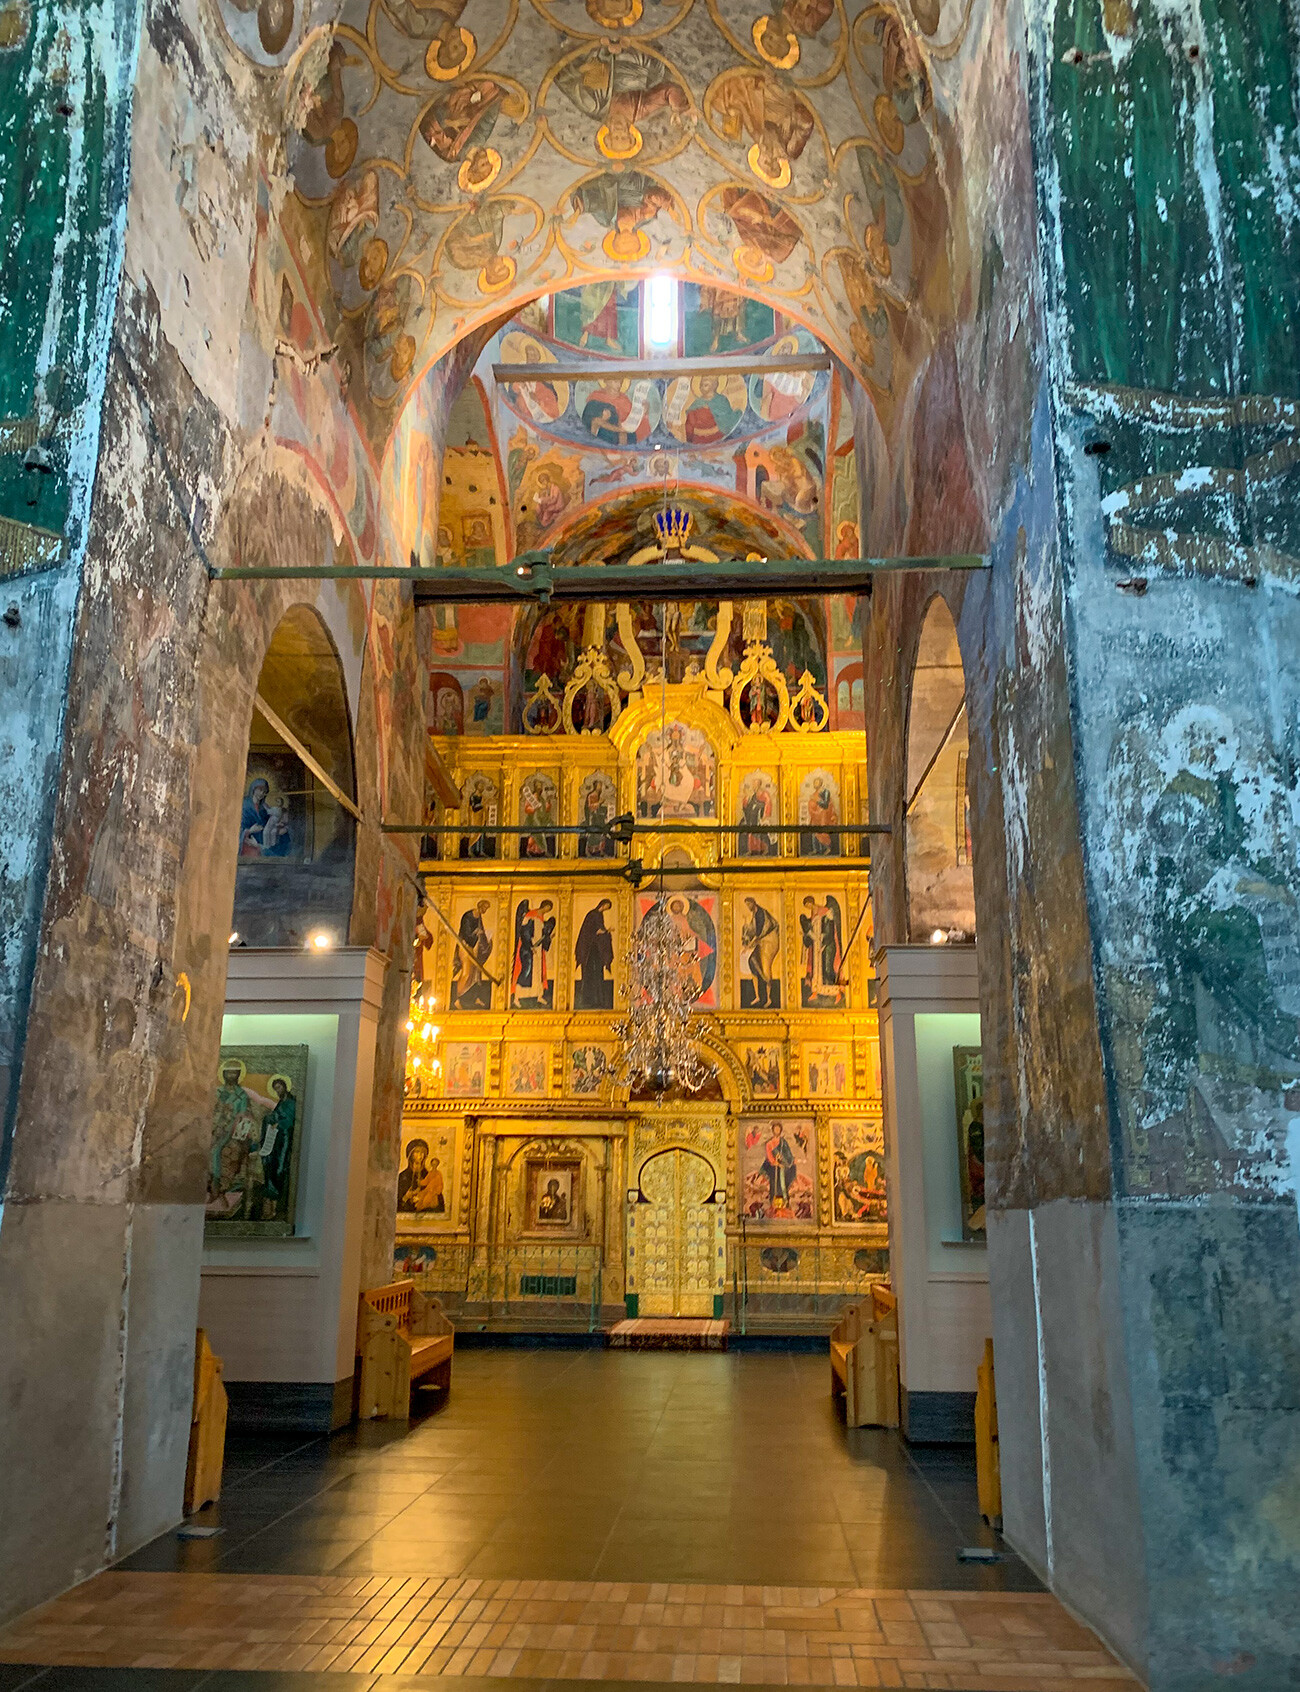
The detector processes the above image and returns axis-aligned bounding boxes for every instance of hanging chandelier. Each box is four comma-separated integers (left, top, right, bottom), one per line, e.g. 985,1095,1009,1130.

613,896,714,1098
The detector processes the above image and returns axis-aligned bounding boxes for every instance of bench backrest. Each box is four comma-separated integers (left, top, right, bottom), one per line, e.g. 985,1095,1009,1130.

363,1279,413,1335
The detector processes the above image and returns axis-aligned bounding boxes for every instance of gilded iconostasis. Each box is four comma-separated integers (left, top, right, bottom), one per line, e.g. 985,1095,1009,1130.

396,651,889,1324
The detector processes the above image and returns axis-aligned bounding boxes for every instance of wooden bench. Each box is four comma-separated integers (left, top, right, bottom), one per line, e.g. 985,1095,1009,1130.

184,1328,228,1513
357,1279,454,1419
975,1337,1002,1528
830,1284,899,1428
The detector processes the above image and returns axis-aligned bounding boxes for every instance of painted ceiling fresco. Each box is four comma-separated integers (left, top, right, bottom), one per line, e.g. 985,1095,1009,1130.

438,280,841,563
222,0,969,465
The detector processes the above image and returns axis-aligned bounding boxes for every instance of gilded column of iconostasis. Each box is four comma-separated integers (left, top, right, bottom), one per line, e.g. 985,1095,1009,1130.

393,279,891,1326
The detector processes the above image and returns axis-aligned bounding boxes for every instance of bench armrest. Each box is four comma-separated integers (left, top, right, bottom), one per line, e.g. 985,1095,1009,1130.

410,1289,455,1338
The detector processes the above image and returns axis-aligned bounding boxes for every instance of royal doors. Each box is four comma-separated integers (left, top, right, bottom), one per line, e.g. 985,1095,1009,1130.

626,1146,724,1317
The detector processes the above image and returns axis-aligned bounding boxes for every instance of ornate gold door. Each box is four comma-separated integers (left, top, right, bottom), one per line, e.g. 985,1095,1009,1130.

635,1148,718,1317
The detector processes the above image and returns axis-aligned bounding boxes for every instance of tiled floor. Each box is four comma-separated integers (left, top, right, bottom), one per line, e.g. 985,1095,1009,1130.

0,1352,1136,1690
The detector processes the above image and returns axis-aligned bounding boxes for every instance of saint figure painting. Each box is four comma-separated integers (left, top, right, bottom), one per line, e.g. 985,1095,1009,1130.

737,894,781,1008
573,895,615,1010
800,893,844,1008
205,1045,308,1237
511,897,556,1009
450,896,494,1009
740,1117,815,1222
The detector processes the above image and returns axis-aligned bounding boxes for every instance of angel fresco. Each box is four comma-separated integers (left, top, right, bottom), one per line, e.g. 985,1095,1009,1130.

551,45,689,159
800,893,845,1009
568,170,676,262
706,71,816,189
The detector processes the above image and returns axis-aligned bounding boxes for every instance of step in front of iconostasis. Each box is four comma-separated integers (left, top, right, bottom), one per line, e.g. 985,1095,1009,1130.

607,1318,730,1351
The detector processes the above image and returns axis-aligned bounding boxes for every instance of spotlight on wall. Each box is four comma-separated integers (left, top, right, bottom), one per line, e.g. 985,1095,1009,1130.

930,928,947,945
309,931,334,951
228,930,240,946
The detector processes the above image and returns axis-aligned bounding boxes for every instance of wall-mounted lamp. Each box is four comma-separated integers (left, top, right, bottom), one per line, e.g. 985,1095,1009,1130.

309,931,334,951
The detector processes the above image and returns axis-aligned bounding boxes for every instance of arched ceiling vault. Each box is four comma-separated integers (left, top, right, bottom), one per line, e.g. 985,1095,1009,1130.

234,0,970,475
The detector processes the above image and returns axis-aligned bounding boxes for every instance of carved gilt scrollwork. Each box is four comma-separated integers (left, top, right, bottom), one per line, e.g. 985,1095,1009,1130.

729,639,791,735
790,668,830,732
522,673,562,735
614,602,646,693
562,645,622,735
703,600,734,692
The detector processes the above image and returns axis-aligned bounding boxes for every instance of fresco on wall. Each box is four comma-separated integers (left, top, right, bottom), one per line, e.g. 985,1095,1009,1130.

636,723,716,818
573,894,616,1010
683,282,776,353
736,893,782,1010
397,1120,459,1228
239,752,307,860
804,1041,851,1097
740,1118,815,1223
553,281,641,354
636,892,719,1009
449,895,496,1010
799,769,842,855
799,892,845,1008
739,1042,783,1098
430,673,465,737
511,896,557,1009
205,1046,308,1237
518,771,559,858
830,1118,886,1225
737,770,780,857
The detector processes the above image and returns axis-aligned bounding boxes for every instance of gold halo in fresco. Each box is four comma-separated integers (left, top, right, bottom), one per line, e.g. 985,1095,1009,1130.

586,0,642,23
735,242,775,283
458,146,502,193
358,237,389,291
752,15,800,68
218,1057,247,1083
874,92,906,153
597,122,644,160
747,142,791,189
602,225,651,262
479,255,518,294
391,333,417,380
426,26,475,80
324,119,358,179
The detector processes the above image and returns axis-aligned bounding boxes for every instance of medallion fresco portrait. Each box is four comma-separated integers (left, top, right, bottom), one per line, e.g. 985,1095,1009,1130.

236,0,962,446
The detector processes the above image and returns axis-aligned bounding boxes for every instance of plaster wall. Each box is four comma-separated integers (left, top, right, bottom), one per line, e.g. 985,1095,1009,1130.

878,947,989,1440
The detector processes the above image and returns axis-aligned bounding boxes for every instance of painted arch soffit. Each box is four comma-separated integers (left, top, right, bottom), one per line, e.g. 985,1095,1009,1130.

235,0,964,460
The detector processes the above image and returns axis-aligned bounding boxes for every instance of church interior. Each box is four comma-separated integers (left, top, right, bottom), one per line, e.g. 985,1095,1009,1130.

1,1,1298,1689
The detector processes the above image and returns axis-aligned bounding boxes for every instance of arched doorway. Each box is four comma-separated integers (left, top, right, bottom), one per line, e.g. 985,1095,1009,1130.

628,1145,723,1318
